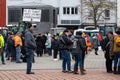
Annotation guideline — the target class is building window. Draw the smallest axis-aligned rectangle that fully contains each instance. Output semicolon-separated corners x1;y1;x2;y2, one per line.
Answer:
75;7;78;14
8;8;22;23
63;7;70;14
71;20;80;24
67;7;70;14
61;20;70;24
71;7;78;14
63;7;78;15
63;7;67;14
71;7;74;14
105;10;110;18
56;8;59;14
61;20;80;24
41;9;50;22
88;10;93;19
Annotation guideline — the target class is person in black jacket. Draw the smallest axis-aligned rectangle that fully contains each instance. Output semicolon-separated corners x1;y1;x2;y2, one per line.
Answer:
72;31;86;75
36;34;43;57
102;31;113;73
51;35;59;60
81;33;87;72
60;29;73;73
41;33;47;54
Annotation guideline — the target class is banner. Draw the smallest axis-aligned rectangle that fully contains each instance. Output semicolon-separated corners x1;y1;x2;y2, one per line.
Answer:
23;9;41;22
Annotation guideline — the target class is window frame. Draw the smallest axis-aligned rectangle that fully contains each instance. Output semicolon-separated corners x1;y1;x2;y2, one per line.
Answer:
105;9;110;19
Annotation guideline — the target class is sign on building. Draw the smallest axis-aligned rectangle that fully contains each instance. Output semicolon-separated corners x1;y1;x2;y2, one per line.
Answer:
23;9;41;22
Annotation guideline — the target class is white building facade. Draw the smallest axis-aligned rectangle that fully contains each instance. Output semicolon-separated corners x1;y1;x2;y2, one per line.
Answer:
117;0;120;27
7;0;117;29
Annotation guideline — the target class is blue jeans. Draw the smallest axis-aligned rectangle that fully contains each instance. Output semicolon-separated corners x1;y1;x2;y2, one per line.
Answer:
74;55;83;67
61;51;71;71
47;48;51;56
16;46;21;62
114;52;120;67
26;47;34;73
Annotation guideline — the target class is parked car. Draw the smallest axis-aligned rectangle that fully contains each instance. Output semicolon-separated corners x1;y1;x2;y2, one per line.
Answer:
74;26;99;36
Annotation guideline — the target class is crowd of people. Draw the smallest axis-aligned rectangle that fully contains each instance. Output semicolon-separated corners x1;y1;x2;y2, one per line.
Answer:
0;25;120;75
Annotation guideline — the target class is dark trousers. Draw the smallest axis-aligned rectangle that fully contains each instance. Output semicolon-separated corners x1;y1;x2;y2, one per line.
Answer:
95;48;98;53
36;50;43;57
42;46;46;54
82;52;85;68
1;48;5;63
61;51;71;71
10;46;16;60
59;51;62;59
53;49;58;59
26;47;34;73
74;55;83;67
105;52;113;72
105;58;113;72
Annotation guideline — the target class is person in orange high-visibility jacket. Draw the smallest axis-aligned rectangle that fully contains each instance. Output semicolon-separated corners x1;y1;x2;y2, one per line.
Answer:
14;33;22;47
86;33;92;51
13;32;22;63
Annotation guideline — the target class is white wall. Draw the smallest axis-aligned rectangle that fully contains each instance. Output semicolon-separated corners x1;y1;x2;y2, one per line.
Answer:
57;0;81;25
117;0;120;27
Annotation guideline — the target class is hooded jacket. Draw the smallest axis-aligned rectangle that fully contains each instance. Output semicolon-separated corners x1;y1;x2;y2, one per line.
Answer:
25;29;36;50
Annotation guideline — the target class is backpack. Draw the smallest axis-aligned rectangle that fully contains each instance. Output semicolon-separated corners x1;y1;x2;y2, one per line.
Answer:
115;36;120;47
72;38;83;55
72;38;79;49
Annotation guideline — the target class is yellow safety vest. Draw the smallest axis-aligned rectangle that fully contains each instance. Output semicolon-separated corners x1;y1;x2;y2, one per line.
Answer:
0;34;5;48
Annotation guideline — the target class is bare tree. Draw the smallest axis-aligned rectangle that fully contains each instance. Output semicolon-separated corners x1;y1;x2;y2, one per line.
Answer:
79;0;117;28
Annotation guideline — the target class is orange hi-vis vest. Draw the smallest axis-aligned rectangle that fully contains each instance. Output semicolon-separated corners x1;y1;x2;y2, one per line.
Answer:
14;35;22;47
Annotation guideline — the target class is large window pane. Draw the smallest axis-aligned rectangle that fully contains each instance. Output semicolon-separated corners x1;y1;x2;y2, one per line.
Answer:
75;7;78;14
71;7;74;14
63;7;66;14
8;9;22;23
67;7;70;14
41;9;50;22
105;10;110;18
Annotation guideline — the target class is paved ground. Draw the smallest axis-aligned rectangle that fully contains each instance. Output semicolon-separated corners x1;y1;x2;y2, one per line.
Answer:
0;69;119;80
0;50;119;80
0;50;105;70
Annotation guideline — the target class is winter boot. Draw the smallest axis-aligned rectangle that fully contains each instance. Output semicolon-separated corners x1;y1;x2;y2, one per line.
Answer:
118;66;120;74
73;66;79;74
80;67;86;75
95;52;98;55
113;67;118;74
